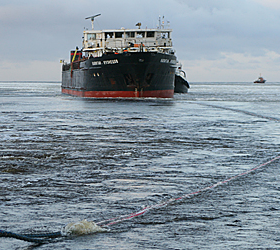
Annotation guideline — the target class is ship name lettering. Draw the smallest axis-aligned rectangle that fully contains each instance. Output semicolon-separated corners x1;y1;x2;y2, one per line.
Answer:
92;61;102;66
160;59;170;63
103;59;119;65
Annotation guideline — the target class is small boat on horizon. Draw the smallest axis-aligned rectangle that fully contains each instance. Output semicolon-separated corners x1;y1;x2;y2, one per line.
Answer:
254;74;266;83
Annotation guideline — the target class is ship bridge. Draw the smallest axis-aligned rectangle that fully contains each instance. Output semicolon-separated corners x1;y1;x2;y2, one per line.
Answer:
83;27;174;57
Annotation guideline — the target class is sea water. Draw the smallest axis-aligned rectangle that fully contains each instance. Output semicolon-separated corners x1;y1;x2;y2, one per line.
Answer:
0;81;280;249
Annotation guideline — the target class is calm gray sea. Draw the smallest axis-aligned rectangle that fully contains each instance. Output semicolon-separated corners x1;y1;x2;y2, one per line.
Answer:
1;81;280;249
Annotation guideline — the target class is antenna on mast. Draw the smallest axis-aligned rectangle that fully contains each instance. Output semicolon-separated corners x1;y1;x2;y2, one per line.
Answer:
85;14;101;30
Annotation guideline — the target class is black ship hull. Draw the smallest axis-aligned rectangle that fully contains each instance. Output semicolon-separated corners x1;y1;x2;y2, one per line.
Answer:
174;74;190;93
62;52;176;98
254;80;266;83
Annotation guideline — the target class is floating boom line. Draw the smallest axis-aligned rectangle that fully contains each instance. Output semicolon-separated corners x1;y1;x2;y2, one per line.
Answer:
1;155;279;244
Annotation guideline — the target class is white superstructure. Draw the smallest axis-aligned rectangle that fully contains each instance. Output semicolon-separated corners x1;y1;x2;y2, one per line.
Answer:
82;15;174;57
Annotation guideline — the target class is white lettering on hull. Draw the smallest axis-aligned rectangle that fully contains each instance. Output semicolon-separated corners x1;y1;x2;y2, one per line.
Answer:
92;59;119;66
103;59;119;65
92;61;102;66
160;59;176;64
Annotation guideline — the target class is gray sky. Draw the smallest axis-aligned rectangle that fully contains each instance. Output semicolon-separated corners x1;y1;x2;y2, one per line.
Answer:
0;0;279;82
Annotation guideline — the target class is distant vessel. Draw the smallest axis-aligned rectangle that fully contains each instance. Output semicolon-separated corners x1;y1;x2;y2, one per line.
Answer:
174;63;190;93
254;74;266;83
61;14;180;98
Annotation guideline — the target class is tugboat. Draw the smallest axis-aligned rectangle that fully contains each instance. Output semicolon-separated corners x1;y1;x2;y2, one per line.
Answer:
254;74;266;83
174;62;190;93
61;14;178;98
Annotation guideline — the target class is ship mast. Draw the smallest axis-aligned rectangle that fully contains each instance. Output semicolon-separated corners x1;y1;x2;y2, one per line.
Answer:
85;13;101;30
158;15;167;29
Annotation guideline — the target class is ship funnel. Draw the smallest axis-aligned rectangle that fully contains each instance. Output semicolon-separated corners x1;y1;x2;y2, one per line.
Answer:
85;14;101;30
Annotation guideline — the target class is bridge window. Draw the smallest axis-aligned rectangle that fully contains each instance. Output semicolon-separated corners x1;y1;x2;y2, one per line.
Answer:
87;33;96;40
105;32;114;38
115;32;124;38
136;31;145;38
126;32;135;38
147;31;155;38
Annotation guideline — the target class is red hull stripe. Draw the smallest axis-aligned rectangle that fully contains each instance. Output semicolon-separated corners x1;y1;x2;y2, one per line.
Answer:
62;88;174;98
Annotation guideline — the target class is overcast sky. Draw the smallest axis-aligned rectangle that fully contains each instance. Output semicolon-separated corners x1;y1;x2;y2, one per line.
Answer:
0;0;279;82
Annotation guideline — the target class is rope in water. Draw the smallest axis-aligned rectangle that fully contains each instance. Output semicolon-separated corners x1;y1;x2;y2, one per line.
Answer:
1;155;279;243
197;102;280;122
0;229;62;244
96;155;280;227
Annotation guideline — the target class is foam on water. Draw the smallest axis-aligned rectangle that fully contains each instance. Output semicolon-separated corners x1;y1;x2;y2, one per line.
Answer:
61;219;107;236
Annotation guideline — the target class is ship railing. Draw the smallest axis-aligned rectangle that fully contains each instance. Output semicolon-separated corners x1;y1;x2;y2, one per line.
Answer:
84;45;174;55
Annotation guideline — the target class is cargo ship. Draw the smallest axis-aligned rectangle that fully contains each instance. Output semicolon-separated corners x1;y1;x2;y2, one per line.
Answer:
61;14;178;98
